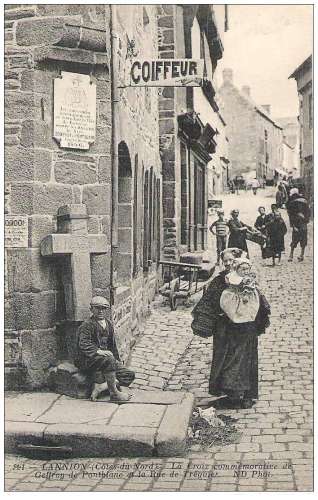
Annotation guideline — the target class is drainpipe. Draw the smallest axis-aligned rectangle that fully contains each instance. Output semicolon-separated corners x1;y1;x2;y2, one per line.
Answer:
110;4;119;305
187;142;192;252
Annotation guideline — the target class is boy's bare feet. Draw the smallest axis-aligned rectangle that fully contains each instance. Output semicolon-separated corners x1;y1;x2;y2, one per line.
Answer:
110;391;131;402
91;382;108;401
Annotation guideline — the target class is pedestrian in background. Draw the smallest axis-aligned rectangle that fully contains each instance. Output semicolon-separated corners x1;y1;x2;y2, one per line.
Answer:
286;187;310;227
254;206;267;235
265;204;287;266
251;177;260;195
209;209;229;266
228;179;235;194
228;209;251;258
276;183;287;208
287;188;310;262
288;213;309;262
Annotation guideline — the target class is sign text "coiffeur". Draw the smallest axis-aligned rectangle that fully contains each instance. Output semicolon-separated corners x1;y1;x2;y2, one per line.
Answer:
128;59;204;87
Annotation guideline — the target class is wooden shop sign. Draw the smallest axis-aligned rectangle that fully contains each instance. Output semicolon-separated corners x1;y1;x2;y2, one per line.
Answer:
127;59;204;87
5;216;28;248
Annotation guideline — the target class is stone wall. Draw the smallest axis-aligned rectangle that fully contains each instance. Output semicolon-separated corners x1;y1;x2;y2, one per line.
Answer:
219;81;258;177
156;5;192;261
112;5;162;361
157;5;178;261
4;4;112;388
219;75;283;180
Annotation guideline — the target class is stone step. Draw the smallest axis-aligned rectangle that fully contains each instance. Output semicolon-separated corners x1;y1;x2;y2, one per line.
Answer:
5;390;194;458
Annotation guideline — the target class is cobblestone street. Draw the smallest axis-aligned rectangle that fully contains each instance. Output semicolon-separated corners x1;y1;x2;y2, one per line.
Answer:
5;190;313;492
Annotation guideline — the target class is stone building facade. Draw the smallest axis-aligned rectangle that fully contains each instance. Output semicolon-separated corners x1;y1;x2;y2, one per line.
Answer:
4;4;161;389
289;55;313;204
219;69;283;182
276;116;300;177
4;4;227;391
207;104;229;198
158;4;226;259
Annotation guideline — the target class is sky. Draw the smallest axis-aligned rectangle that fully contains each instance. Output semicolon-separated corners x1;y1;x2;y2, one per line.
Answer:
215;4;313;119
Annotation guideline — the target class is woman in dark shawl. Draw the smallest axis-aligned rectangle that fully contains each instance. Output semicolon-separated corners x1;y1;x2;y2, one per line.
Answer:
265;204;287;266
195;249;271;409
227;209;252;257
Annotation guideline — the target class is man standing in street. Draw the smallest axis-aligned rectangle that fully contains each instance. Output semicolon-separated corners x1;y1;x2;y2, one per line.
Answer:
287;188;311;262
209;209;229;266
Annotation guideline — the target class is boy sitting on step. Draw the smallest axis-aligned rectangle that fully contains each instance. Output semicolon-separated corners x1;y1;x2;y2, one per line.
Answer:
75;296;135;402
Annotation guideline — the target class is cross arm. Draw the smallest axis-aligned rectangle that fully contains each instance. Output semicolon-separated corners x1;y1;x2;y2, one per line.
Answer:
41;234;75;257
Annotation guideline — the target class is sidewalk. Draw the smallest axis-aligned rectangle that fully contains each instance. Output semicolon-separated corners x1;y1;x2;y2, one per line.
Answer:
5;389;194;458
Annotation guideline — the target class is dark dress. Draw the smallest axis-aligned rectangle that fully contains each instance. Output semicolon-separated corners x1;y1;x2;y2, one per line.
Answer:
75;317;135;386
286;194;310;226
254;214;267;234
227;219;249;254
201;271;271;400
266;215;287;255
276;190;284;208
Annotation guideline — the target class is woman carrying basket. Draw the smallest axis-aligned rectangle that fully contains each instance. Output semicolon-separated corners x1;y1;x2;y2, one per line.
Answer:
191;249;271;409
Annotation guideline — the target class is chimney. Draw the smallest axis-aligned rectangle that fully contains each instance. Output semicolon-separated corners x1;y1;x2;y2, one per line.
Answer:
223;68;233;84
241;85;251;98
262;105;271;115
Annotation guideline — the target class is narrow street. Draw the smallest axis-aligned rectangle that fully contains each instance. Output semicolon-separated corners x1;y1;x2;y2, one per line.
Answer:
5;189;313;492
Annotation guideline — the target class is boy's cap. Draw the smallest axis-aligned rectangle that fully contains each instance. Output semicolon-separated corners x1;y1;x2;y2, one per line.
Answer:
90;296;110;307
217;209;224;215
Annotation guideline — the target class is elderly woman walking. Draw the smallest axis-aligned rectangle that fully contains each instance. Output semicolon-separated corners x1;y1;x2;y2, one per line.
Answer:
192;249;271;409
210;255;270;408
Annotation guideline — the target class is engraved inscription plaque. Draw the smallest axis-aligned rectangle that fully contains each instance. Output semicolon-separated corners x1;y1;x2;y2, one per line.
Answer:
5;216;28;248
53;72;96;150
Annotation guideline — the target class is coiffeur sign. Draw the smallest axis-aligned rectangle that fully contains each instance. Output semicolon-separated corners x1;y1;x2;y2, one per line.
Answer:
127;59;204;87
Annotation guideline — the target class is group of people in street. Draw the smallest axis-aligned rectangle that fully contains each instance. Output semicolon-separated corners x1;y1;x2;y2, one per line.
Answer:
227;176;266;195
73;186;310;411
197;185;311;410
209;208;251;264
209;187;310;267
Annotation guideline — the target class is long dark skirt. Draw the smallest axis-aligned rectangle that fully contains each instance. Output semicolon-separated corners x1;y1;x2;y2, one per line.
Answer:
228;233;249;254
209;323;259;399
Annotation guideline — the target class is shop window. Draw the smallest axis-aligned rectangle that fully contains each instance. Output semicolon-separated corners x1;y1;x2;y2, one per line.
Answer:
194;159;206;251
143;170;149;271
156;178;161;265
180;142;188;245
309;93;312;129
133;154;139;277
142;167;159;271
118;141;132;281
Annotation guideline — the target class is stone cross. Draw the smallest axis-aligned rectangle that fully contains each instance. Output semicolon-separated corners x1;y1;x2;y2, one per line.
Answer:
41;204;109;321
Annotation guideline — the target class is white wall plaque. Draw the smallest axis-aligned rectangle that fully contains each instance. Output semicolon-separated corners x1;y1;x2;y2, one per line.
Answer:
53;72;96;150
5;216;29;248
